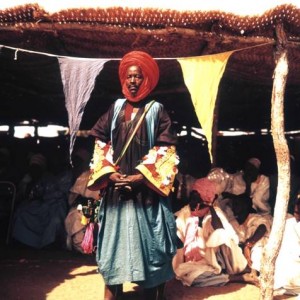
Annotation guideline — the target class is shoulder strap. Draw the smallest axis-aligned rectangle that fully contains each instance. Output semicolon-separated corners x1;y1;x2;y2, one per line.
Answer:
111;98;126;145
114;100;155;166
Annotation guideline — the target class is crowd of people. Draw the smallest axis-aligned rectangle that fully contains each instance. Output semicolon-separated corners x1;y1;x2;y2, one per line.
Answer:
0;145;93;249
173;159;300;297
0;50;300;300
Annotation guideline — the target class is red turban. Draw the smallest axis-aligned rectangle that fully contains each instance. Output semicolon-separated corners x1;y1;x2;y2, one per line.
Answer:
192;178;217;204
119;51;159;102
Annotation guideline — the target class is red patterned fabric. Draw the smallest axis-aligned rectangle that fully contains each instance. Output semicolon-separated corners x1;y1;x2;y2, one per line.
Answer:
192;178;217;204
119;51;159;102
136;145;178;197
81;222;95;254
87;140;117;191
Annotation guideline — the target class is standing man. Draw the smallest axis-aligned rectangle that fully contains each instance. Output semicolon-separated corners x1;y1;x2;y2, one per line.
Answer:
87;51;179;300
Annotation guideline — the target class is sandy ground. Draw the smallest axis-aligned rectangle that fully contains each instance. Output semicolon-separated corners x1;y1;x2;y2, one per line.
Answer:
0;244;298;300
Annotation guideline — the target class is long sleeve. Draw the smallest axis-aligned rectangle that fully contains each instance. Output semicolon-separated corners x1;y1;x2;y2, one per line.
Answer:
87;139;117;190
136;145;179;196
87;104;117;190
135;106;179;196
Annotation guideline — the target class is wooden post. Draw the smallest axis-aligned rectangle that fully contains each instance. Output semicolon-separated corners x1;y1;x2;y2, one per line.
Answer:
259;23;290;300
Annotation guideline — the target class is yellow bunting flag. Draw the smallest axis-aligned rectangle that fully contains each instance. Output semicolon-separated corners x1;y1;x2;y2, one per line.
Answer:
178;51;233;162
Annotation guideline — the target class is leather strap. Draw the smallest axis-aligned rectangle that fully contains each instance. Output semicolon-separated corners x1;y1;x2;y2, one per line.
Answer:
114;100;155;166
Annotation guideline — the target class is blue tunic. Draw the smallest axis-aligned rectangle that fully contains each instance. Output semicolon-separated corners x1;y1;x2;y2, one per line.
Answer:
90;99;178;288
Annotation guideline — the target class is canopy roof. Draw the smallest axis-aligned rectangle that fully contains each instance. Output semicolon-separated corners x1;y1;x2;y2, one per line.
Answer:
1;1;300;131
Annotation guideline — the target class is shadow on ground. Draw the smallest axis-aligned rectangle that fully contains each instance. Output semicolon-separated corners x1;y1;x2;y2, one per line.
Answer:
0;243;298;300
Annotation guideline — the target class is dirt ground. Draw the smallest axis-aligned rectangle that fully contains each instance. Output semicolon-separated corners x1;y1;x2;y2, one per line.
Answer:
0;243;298;300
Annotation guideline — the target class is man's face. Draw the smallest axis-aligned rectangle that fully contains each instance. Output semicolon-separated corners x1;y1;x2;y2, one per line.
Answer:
189;191;211;217
125;65;144;97
231;195;252;224
243;162;259;183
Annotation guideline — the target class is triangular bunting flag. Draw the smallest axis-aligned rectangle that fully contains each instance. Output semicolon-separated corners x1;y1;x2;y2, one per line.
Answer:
58;57;109;161
178;51;233;162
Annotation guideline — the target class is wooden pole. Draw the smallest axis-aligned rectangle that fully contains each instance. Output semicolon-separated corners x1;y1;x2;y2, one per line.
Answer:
259;23;290;300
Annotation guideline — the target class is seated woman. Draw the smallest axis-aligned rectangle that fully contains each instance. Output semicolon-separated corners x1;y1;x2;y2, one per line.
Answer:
12;153;68;249
173;177;258;288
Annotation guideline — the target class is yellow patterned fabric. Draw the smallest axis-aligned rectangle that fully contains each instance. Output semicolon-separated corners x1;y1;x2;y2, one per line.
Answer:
87;140;117;190
136;145;179;197
88;140;179;196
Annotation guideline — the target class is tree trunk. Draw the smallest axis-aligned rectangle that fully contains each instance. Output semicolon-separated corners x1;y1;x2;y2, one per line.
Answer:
259;38;290;299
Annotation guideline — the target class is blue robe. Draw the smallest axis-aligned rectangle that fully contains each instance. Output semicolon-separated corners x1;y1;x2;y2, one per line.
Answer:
89;99;178;288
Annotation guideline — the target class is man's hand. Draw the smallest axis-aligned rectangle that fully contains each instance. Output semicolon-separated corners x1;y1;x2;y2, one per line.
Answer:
243;242;253;267
209;206;224;230
109;172;144;189
124;174;144;186
109;172;126;184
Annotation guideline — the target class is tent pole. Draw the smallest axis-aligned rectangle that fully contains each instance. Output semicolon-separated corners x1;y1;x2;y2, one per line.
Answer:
259;23;290;300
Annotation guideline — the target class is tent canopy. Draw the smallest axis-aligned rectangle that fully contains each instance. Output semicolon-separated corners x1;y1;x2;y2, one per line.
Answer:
1;2;300;132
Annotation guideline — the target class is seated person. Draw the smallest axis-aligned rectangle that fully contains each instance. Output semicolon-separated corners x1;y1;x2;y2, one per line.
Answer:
230;193;300;295
229;157;271;215
65;169;100;253
273;215;300;295
229;193;272;272
173;177;258;288
210;159;271;227
12;153;67;249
